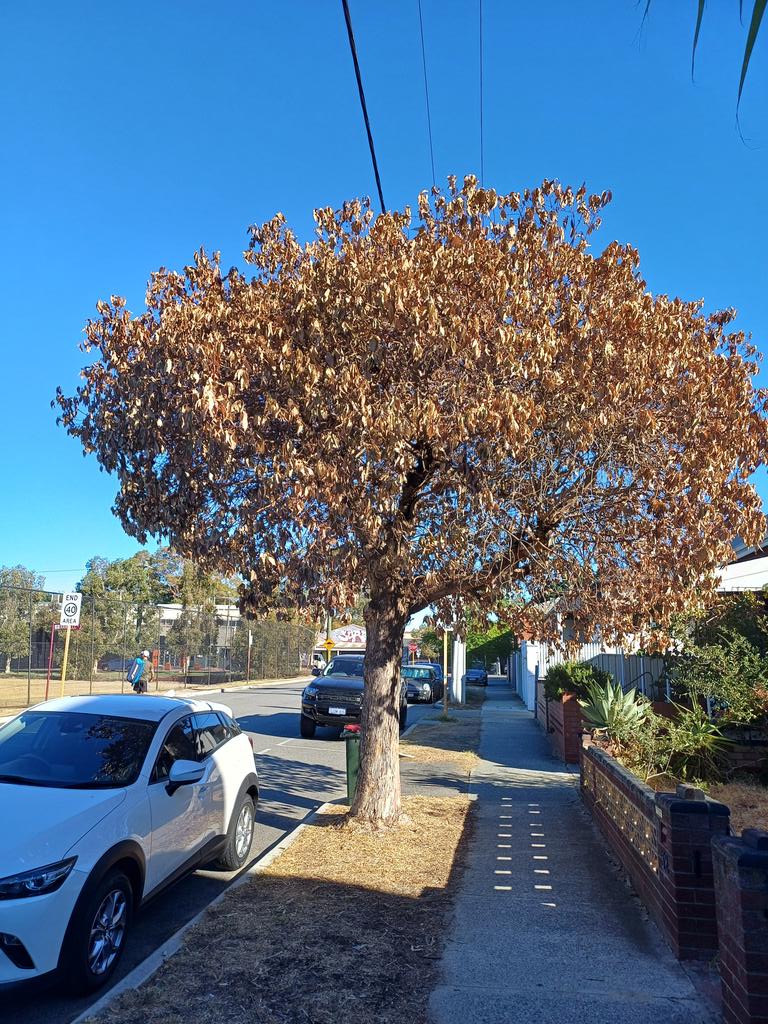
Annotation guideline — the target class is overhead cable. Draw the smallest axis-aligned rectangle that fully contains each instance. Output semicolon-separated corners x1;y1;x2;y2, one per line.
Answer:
417;0;436;185
341;0;386;213
479;0;485;185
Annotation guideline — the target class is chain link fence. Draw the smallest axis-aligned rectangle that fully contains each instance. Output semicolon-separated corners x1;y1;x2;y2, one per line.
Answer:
0;585;316;713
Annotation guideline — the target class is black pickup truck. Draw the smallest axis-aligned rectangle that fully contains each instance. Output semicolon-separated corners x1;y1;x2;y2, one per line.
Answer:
299;656;408;738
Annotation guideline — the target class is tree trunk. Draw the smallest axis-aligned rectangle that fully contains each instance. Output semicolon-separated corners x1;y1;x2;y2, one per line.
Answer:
351;593;409;825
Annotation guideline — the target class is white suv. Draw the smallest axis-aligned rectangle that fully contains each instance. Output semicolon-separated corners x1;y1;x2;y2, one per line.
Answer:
0;694;258;994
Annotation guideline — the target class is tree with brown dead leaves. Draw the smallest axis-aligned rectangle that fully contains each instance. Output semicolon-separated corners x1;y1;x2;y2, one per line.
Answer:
57;176;767;824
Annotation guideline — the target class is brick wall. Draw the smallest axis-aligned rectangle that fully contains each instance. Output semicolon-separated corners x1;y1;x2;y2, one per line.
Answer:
581;741;730;959
536;682;583;764
713;830;768;1024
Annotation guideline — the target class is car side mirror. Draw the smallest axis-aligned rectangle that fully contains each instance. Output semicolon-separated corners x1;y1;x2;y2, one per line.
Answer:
311;666;321;676
166;759;205;795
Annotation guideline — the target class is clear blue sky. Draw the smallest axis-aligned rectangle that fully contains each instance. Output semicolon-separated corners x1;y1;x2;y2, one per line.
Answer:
0;0;766;594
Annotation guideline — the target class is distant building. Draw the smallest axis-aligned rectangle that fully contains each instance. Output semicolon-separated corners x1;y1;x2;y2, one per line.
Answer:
312;623;414;662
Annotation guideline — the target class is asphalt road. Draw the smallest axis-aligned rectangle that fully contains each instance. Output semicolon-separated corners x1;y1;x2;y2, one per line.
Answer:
6;678;437;1024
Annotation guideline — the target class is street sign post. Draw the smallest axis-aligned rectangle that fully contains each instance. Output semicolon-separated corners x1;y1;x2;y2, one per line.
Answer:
59;593;82;695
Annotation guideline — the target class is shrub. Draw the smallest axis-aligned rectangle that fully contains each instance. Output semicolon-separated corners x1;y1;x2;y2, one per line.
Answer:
618;703;729;784
668;613;768;726
665;704;730;781
578;679;649;746
543;661;613;702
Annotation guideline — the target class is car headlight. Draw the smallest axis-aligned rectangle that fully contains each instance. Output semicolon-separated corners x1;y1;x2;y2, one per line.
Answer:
421;684;431;694
0;858;77;900
303;685;319;698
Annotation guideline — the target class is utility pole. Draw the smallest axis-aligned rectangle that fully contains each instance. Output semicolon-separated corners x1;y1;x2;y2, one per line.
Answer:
325;611;333;664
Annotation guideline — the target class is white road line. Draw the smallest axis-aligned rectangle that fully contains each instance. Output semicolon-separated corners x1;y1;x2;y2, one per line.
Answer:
256;747;271;754
277;738;293;746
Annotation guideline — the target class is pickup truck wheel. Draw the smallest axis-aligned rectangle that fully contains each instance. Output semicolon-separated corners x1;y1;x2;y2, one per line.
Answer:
300;713;317;738
399;704;408;732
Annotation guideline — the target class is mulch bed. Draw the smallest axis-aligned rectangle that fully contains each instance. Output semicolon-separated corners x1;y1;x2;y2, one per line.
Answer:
90;796;474;1024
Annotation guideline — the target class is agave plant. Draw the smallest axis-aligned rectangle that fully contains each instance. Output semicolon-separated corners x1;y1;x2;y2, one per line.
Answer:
666;704;730;781
578;680;649;744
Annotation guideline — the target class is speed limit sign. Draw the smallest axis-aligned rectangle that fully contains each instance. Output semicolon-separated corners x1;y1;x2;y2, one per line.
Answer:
59;592;82;627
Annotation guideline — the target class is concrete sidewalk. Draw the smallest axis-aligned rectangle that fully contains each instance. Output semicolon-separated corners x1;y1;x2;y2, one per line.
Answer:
430;688;717;1024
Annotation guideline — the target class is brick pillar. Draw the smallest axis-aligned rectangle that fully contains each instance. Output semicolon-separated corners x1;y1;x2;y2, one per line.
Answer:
655;785;730;959
561;693;583;764
713;829;768;1024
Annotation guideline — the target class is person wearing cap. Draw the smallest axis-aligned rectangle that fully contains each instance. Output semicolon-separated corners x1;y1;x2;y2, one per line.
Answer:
141;650;155;692
127;650;155;694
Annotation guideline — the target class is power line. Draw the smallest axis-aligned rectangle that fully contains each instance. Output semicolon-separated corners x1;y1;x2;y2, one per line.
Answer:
479;0;485;186
417;0;436;186
341;0;386;214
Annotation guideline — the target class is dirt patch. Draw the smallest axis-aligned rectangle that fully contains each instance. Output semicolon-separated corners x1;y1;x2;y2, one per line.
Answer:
710;780;768;835
88;796;473;1024
400;712;482;775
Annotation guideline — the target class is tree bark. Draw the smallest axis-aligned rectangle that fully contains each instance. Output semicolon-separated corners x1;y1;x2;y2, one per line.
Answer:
351;592;409;824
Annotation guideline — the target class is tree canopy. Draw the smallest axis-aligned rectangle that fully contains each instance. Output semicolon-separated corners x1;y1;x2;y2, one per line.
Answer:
58;176;767;821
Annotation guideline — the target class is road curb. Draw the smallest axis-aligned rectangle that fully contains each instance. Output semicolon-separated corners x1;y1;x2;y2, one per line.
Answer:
71;801;334;1024
193;675;312;696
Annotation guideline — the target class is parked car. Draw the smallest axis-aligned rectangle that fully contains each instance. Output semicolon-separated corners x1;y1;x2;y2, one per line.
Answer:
0;694;258;995
402;665;443;704
414;660;445;686
97;655;127;673
300;656;407;737
463;667;488;686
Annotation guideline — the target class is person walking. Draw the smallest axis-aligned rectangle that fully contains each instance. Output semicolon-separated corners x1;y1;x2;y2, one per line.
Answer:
142;650;156;691
127;650;154;694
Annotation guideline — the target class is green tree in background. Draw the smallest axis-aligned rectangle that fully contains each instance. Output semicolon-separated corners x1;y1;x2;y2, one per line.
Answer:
164;561;220;679
464;617;515;668
0;566;46;673
413;614;515;671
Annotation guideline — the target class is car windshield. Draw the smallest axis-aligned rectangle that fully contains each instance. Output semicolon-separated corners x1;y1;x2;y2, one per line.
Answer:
323;658;364;677
0;711;157;788
402;667;433;679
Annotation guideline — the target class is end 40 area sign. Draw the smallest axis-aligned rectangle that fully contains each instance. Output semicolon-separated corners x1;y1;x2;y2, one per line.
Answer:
59;592;82;628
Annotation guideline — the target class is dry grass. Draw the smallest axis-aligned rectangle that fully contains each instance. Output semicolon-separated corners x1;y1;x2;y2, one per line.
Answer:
0;676;196;715
0;674;309;716
709;781;768;835
89;796;473;1024
463;685;487;707
400;712;482;775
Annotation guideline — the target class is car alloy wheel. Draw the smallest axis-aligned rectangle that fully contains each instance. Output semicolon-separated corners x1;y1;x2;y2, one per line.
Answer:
87;887;128;976
235;800;255;862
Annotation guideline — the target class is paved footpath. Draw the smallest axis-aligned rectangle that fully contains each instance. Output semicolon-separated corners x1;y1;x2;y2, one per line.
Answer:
430;690;718;1024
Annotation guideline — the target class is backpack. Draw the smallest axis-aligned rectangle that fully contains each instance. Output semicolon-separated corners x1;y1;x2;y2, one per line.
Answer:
127;657;144;685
